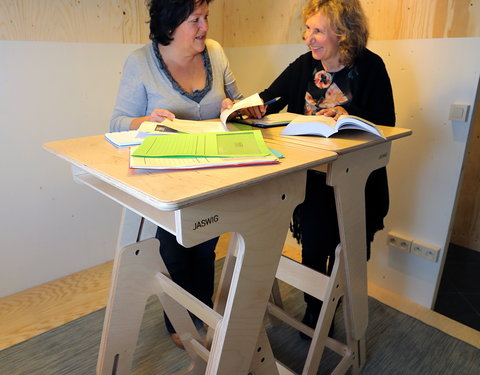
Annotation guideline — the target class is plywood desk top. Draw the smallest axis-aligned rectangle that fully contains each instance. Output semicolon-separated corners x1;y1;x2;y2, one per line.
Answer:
260;125;412;154
43;135;337;211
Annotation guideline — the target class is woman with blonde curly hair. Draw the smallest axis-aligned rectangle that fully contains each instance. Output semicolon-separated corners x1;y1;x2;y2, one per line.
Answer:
247;0;395;338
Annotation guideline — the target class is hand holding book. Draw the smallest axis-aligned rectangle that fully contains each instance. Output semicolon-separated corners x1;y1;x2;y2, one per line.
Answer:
317;105;349;121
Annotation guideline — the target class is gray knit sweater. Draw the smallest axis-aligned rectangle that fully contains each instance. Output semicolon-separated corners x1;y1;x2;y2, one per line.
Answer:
110;39;242;132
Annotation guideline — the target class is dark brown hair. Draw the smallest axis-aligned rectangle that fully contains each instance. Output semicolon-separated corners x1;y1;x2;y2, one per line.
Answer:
148;0;212;45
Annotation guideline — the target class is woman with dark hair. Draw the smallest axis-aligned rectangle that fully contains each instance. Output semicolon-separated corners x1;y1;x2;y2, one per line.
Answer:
247;0;395;337
110;0;242;348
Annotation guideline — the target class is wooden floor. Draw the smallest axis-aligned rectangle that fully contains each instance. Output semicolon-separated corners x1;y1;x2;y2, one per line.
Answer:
1;233;479;352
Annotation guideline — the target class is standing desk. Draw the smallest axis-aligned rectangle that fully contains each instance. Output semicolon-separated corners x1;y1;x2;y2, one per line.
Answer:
43;135;337;375
43;125;410;375
257;125;412;374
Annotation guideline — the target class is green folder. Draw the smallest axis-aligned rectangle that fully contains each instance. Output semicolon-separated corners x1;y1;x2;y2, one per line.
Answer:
131;130;272;158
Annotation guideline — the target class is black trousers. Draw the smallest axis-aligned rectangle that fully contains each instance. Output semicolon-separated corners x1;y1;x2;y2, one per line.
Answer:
155;226;218;334
296;169;386;317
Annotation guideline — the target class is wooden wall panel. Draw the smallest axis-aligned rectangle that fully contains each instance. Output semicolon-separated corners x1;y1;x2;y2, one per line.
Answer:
221;0;305;46
361;0;480;40
450;95;480;251
0;0;150;43
1;0;479;44
0;0;228;44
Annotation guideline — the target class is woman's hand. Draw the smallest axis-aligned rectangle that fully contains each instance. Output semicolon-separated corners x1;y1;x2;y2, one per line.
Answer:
149;109;175;122
222;98;265;120
317;106;348;121
221;98;234;112
243;104;266;119
130;109;175;130
222;98;243;120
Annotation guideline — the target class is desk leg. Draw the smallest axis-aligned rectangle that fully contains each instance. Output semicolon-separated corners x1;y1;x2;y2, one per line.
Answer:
95;239;159;374
97;237;208;375
326;142;391;370
98;170;307;375
207;234;281;374
175;171;307;375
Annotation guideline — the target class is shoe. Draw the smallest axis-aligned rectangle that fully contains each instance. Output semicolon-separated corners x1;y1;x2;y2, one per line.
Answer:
170;333;184;349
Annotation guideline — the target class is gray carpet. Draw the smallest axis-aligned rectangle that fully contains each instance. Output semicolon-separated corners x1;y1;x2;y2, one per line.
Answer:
1;263;479;375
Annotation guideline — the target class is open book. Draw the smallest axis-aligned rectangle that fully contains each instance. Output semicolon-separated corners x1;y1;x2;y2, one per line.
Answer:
280;114;385;139
220;93;264;126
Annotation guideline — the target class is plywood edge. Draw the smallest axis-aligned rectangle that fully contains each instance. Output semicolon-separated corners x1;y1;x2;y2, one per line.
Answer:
368;282;480;349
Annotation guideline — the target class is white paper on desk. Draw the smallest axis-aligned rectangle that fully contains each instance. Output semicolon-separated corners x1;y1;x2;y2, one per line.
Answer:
137;119;226;138
104;130;143;147
220;93;263;127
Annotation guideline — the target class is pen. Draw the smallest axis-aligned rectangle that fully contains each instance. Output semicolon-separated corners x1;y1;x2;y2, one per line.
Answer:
225;90;234;101
263;97;281;106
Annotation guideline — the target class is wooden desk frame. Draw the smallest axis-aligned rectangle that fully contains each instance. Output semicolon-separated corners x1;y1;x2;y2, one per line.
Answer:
268;141;392;374
43;127;410;375
95;170;309;374
96;142;391;375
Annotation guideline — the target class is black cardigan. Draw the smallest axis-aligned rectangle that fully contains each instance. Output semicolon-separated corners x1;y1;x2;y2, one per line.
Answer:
260;48;395;126
260;48;396;253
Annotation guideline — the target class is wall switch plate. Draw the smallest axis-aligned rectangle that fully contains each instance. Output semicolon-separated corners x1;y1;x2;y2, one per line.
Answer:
449;104;470;122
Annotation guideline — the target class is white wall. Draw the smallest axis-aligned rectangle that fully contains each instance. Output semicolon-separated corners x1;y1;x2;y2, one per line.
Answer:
225;38;480;308
0;41;141;297
1;38;479;309
368;38;479;307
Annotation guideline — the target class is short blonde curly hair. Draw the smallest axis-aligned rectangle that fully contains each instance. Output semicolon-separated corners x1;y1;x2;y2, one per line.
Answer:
303;0;369;67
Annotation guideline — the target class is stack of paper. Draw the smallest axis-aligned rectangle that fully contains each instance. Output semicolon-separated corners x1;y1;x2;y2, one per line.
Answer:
104;130;143;147
105;118;229;148
129;130;280;170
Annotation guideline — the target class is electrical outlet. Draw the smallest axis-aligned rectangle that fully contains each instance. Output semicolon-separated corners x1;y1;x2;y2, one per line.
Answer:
387;231;412;252
411;240;440;262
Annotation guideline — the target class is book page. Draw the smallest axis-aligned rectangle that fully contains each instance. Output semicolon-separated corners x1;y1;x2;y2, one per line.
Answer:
280;114;385;138
220;93;263;126
104;130;143;147
337;115;385;138
280;115;337;137
137;119;226;137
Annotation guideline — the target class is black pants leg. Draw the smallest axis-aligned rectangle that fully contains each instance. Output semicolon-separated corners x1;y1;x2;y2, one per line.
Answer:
155;226;218;334
298;169;382;327
299;171;339;324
